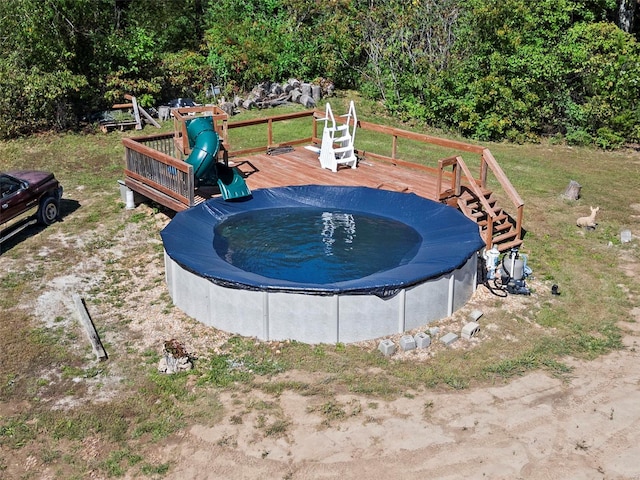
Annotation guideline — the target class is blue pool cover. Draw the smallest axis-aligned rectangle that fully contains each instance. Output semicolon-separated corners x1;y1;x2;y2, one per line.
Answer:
160;185;485;297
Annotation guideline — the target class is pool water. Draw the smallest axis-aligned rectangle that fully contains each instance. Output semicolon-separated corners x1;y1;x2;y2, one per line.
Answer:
213;207;422;284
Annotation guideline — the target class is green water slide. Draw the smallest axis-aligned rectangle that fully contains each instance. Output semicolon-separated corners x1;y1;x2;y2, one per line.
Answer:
185;116;251;200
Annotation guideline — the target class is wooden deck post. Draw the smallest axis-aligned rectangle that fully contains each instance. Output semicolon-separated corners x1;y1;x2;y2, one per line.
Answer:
267;118;274;147
480;151;489;189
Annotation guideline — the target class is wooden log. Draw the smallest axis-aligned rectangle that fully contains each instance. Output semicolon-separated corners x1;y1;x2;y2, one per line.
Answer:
219;102;235;116
311;85;322;101
242;98;256;110
290;89;302;103
73;294;108;361
256;94;291;109
298;94;315;108
561;180;582;200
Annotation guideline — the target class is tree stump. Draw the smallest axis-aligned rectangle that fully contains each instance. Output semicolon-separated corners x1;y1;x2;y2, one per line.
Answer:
561;180;582;200
219;102;235;116
311;85;322;101
290;89;302;103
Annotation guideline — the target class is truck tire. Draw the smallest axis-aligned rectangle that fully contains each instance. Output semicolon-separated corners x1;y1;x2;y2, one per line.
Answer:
38;196;59;226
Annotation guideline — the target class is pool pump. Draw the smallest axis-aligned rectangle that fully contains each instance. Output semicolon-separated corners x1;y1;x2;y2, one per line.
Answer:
499;248;531;295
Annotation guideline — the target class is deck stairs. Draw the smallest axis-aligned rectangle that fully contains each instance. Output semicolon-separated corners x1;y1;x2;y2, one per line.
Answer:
457;186;523;252
307;101;358;172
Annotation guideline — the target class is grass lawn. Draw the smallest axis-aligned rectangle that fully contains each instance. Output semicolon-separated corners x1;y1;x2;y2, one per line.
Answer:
0;94;638;478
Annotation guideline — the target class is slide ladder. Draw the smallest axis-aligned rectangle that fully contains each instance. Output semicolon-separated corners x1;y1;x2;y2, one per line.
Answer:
312;101;358;172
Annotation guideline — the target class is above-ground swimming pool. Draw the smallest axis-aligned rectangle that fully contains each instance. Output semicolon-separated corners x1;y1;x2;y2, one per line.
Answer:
161;185;485;344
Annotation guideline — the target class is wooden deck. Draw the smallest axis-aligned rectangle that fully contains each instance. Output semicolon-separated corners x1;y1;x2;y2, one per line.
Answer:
123;106;524;251
217;147;441;201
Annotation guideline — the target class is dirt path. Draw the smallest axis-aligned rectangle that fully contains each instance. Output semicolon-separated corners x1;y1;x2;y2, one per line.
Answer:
134;309;637;480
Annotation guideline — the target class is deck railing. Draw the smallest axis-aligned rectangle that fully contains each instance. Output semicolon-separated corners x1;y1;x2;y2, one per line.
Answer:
225;110;315;156
479;149;524;244
123;132;194;211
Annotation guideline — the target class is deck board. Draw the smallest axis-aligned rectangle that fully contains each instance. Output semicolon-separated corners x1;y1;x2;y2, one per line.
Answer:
227;147;441;201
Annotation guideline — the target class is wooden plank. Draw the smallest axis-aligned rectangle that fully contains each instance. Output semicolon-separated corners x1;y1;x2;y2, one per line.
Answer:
100;121;139;133
112;103;134;109
482;149;524;207
130;95;142;130
139;105;161;128
0;217;38;244
73;294;108;361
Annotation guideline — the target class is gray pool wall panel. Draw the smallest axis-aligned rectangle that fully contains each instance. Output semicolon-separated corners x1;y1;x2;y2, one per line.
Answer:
165;251;478;344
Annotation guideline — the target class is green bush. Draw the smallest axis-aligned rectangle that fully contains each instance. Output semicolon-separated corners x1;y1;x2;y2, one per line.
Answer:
595;127;625;149
367;1;640;147
565;128;594;146
0;67;89;138
559;22;640;146
160;51;213;102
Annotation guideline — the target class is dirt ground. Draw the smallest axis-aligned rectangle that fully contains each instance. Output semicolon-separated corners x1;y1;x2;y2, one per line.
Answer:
6;198;640;480
145;321;640;479
157;345;640;480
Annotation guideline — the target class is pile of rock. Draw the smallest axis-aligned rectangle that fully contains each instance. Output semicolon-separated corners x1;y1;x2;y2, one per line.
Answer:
218;78;335;116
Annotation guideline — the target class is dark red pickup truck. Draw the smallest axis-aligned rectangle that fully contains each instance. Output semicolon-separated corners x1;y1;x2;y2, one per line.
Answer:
0;170;63;243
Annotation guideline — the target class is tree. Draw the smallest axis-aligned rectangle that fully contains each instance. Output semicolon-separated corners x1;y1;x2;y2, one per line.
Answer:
202;0;364;91
0;0;108;136
358;0;461;116
617;0;637;33
560;21;640;147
